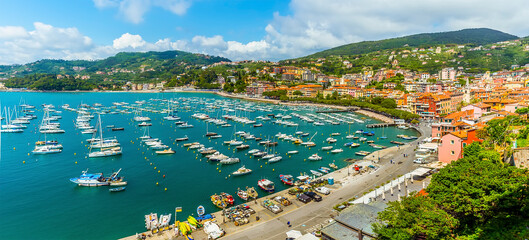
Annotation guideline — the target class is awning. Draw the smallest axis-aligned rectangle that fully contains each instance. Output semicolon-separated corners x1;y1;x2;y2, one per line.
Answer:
411;167;432;177
297;176;309;181
286;230;303;239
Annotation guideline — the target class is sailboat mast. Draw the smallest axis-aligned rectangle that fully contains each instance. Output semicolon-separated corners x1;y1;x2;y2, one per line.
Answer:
99;114;103;141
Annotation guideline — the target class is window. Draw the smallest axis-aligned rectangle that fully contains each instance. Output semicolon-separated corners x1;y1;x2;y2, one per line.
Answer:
437;133;440;137
451;151;455;155
450;140;454;144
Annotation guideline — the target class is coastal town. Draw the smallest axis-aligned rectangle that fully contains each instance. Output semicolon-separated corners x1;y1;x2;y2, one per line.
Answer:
1;29;529;239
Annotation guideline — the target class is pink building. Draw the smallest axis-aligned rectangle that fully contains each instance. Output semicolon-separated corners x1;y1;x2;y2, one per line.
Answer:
438;133;463;163
504;102;526;113
461;103;491;119
438;129;482;164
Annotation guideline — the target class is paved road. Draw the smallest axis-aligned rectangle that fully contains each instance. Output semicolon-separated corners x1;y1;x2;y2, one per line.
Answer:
224;122;431;240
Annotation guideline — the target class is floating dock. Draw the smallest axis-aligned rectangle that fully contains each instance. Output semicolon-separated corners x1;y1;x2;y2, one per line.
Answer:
366;123;396;128
316;107;359;113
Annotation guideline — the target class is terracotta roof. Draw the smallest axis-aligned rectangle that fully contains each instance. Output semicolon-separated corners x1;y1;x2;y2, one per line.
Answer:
453;121;470;127
483;98;501;103
494;110;518;116
451;130;468;139
444;109;474;120
472;102;491;108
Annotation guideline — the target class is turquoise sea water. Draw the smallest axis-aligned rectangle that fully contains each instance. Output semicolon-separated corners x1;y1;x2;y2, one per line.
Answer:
0;92;418;240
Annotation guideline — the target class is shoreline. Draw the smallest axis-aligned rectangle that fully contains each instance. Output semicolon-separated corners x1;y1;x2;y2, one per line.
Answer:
354;109;395;124
120;127;426;240
1;88;406;125
119;159;382;240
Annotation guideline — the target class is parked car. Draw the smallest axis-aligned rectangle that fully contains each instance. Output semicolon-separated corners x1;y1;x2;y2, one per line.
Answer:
296;193;312;203
413;158;426;164
315;186;330;195
304;191;322;202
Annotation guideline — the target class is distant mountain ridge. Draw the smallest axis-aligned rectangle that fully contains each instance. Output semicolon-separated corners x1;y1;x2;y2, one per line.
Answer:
303;28;519;59
0;50;231;77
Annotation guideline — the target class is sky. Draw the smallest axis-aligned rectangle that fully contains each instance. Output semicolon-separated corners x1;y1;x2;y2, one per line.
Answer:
1;0;529;65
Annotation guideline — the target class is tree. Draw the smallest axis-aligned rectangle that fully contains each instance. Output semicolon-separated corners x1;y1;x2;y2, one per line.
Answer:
380;98;397;109
374;195;458;240
376;141;529;239
427;150;529;236
516;107;529;115
223;82;234;92
332;91;339;100
293;90;303;96
371;96;384;105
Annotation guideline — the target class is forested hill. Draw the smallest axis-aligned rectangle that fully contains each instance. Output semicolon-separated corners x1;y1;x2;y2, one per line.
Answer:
0;50;231;77
303;28;519;59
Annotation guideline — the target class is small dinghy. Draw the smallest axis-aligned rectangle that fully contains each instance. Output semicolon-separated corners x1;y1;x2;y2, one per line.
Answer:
109;187;126;192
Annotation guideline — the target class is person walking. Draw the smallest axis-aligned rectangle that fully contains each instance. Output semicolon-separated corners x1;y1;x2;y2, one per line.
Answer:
287;221;291;227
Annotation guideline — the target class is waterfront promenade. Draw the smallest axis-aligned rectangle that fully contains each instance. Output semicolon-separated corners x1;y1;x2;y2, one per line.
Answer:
121;122;430;240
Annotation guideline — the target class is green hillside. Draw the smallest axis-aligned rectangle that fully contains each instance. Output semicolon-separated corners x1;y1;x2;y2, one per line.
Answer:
0;50;230;77
304;28;518;58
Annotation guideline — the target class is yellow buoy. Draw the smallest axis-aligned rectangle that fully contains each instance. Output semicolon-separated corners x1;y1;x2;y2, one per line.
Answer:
158;170;160;173
219;170;221;173
75;161;77;164
165;188;167;191
28;153;30;156
260;165;263;168
74;153;76;155
150;163;153;165
23;161;25;164
272;169;275;171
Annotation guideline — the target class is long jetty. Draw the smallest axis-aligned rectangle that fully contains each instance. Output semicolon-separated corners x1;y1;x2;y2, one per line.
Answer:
366;123;396;128
316;107;359;113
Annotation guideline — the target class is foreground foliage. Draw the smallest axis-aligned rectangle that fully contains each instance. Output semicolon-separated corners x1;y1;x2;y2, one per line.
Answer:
373;142;529;239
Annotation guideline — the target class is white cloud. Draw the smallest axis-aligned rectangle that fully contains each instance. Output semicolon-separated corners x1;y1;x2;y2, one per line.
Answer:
4;0;529;64
154;0;191;15
93;0;191;24
192;35;226;48
118;0;150;24
0;22;95;64
93;0;118;8
260;0;529;59
113;33;146;49
0;26;29;40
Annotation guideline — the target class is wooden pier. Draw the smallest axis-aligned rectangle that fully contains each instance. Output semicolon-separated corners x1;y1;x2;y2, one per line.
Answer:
366;123;395;128
316;107;359;113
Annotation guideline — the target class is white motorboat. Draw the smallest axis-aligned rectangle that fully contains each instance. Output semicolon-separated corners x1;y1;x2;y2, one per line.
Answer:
220;157;240;165
89;147;122;158
32;146;62;154
308;154;322;161
331;148;343;153
232;166;252;176
268;156;282;163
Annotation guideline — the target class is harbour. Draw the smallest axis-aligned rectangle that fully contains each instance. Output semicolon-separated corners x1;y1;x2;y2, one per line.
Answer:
0;91;419;240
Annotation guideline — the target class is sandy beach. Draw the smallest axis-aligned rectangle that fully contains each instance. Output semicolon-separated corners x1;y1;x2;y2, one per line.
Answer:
355;109;395;124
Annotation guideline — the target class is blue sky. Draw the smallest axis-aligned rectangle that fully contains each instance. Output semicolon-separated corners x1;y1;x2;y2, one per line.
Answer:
0;0;528;65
